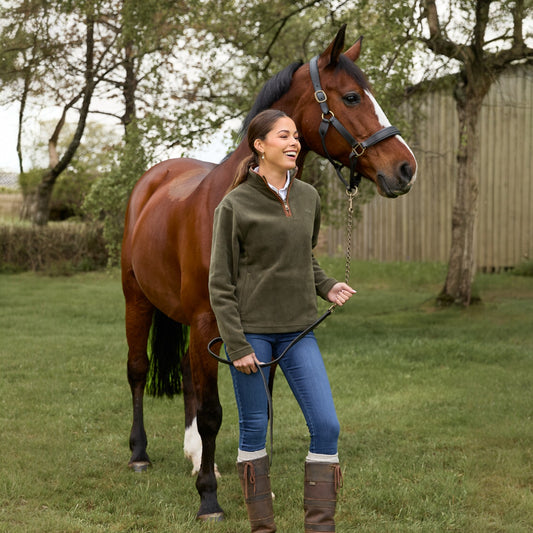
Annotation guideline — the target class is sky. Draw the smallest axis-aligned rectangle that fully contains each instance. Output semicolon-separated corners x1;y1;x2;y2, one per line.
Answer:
1;4;530;175
0;104;23;173
0;103;231;174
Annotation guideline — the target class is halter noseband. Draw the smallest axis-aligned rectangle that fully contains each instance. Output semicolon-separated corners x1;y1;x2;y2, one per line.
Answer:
309;55;400;193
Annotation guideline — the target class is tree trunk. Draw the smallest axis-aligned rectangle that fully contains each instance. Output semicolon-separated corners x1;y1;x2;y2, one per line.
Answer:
17;66;31;174
122;41;137;130
32;18;95;226
33;169;58;225
438;85;484;306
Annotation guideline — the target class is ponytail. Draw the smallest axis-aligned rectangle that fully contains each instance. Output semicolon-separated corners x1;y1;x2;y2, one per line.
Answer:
228;153;258;192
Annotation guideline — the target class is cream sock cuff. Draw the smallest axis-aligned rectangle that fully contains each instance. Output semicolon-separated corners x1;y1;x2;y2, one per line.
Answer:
306;452;339;463
237;448;268;463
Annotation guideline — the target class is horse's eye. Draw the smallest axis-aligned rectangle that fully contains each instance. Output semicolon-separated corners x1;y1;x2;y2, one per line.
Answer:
342;92;361;107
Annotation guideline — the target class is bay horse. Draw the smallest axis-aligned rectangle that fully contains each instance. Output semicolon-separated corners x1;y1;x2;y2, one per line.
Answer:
121;25;417;521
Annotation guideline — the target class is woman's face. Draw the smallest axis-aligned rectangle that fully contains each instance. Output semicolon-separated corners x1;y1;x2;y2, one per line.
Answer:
254;117;301;172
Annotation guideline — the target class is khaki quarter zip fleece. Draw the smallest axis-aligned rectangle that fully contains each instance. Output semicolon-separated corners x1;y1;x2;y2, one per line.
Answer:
209;169;337;361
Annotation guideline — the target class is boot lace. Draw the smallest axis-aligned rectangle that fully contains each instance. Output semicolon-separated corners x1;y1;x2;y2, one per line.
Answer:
243;461;256;499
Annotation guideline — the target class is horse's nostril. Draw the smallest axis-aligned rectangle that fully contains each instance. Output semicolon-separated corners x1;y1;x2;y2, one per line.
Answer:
398;162;413;186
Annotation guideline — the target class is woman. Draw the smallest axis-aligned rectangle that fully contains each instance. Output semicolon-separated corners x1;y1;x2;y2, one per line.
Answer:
209;109;355;532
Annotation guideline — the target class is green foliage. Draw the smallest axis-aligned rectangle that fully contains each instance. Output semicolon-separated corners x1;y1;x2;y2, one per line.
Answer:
512;260;533;277
83;121;151;265
18;120;116;221
192;0;419;127
18;167;42;197
1;262;532;531
21;169;94;221
2;0;424;246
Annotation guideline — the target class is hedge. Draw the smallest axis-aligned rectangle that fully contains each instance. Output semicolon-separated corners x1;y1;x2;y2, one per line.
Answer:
0;222;109;274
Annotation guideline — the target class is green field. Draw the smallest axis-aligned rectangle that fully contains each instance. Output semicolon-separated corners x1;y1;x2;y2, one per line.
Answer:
1;261;532;532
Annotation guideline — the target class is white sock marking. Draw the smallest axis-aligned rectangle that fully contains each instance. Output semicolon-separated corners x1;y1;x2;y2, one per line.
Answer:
183;417;221;478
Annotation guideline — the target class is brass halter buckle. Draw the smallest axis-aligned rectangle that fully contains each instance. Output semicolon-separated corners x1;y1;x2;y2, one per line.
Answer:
314;90;327;103
352;143;366;158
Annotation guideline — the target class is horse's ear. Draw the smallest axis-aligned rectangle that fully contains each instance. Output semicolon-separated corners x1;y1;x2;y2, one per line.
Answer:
344;36;363;62
319;24;347;67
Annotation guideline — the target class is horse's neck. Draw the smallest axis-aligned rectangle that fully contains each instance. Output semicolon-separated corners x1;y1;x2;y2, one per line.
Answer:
216;142;249;178
200;142;250;209
295;149;309;180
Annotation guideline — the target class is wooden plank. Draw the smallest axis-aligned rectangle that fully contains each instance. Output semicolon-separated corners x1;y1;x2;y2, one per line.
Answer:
325;67;532;270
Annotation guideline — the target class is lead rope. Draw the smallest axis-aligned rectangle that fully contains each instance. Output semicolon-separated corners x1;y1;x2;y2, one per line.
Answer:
343;188;357;285
208;187;357;465
327;186;357;316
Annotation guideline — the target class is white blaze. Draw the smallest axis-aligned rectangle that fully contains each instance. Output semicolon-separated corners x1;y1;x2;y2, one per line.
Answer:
364;89;418;183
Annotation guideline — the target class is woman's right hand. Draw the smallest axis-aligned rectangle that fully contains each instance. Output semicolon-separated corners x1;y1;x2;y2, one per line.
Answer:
233;353;259;374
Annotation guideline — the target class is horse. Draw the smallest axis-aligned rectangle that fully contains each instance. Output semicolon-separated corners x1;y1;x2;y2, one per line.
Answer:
121;24;417;521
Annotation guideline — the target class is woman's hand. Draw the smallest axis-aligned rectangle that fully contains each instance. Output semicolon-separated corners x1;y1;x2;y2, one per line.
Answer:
327;282;356;306
233;353;260;374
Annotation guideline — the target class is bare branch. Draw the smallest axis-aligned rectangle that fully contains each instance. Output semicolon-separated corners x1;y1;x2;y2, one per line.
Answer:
53;17;97;177
513;0;525;45
421;0;470;63
492;42;533;69
89;109;123;121
473;0;491;55
48;92;83;167
238;0;323;71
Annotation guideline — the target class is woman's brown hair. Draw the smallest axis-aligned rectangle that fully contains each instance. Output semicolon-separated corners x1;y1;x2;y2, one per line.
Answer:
229;109;289;191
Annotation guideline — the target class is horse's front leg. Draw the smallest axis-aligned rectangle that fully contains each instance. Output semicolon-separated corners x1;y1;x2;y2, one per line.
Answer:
189;312;224;521
125;292;154;471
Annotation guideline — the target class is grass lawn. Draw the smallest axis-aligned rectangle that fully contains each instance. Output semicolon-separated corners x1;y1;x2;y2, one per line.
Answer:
0;261;532;532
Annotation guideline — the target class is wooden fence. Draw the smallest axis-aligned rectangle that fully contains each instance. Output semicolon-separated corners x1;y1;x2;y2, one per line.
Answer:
323;65;533;270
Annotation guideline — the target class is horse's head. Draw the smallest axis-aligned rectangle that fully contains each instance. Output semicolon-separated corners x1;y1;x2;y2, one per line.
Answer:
288;26;417;198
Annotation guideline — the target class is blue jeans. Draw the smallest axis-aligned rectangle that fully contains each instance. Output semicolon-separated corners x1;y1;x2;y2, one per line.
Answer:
228;331;340;455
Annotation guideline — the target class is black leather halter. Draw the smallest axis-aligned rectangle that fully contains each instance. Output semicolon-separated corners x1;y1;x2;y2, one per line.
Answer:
309;55;401;192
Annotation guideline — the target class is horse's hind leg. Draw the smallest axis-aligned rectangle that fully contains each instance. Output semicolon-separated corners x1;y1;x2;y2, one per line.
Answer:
182;354;223;481
182;349;201;475
189;312;224;520
182;349;222;479
124;278;154;471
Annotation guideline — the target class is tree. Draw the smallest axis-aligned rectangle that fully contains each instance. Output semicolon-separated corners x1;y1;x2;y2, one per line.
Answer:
0;1;69;174
32;15;97;226
417;0;533;306
82;0;422;263
0;2;108;225
0;0;191;226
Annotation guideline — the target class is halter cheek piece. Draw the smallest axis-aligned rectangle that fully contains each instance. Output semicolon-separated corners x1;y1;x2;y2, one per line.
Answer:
309;55;400;193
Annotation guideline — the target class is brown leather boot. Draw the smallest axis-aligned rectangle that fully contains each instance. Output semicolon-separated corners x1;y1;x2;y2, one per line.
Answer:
237;455;276;532
304;462;343;532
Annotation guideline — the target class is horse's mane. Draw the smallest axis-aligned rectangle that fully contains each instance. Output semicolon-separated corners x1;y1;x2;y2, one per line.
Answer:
235;53;370;143
238;60;304;140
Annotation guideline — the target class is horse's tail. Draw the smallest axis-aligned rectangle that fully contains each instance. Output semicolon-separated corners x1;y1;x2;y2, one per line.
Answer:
146;308;188;398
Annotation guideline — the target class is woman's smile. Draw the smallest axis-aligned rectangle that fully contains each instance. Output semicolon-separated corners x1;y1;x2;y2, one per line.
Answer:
254;116;301;176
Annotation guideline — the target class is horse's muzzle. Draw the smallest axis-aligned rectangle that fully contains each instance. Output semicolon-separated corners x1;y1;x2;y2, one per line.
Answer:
377;161;415;198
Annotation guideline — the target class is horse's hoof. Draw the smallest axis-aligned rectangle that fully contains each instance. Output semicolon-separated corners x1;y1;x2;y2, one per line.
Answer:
196;512;224;522
129;461;151;473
